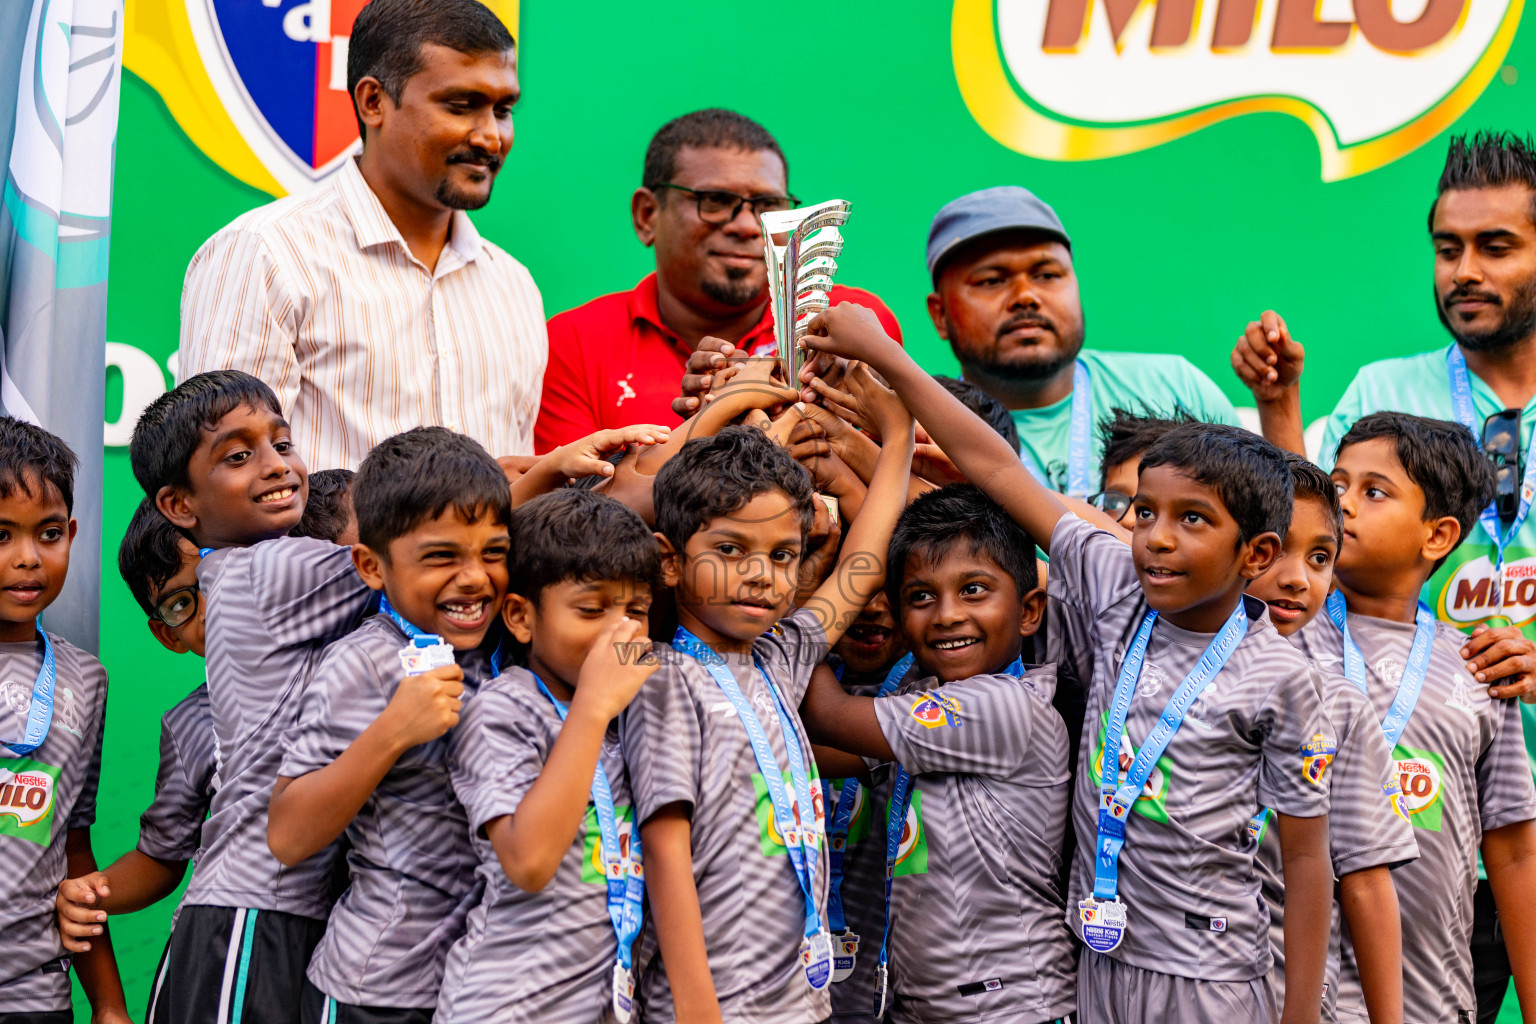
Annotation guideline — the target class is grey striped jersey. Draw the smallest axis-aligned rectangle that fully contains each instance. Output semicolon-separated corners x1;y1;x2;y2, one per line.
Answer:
186;537;374;919
0;635;108;1013
1293;611;1536;1024
437;665;632;1024
867;662;1077;1024
620;606;832;1024
1047;515;1330;982
1253;665;1417;1014
279;613;485;1008
825;664;894;1024
137;682;218;864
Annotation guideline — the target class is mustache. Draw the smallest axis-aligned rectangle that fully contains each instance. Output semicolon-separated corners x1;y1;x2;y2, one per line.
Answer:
1443;284;1502;307
447;148;504;172
996;313;1055;341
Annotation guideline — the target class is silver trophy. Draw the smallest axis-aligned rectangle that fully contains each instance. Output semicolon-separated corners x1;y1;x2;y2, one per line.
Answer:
761;199;851;384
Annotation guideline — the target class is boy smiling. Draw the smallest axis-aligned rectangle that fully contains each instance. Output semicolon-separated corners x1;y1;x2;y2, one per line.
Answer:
267;427;513;1022
800;319;1331;1024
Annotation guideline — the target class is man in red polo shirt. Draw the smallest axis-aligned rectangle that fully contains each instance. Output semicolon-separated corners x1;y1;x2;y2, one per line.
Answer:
534;108;901;452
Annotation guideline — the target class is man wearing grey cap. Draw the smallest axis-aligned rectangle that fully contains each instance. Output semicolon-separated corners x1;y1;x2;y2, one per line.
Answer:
926;186;1238;499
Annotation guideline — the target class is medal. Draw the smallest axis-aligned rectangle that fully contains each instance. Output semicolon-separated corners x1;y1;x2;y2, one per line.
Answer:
1079;896;1128;953
802;929;834;990
611;961;635;1023
831;929;859;983
397;634;454;675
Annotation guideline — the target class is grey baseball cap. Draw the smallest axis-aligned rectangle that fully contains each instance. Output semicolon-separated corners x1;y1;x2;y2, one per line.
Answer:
926;186;1071;281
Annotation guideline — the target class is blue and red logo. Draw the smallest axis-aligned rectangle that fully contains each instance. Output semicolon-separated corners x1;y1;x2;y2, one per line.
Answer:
123;0;518;196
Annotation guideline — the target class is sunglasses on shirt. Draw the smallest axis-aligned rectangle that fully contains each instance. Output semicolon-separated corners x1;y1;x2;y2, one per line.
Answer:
1482;408;1523;524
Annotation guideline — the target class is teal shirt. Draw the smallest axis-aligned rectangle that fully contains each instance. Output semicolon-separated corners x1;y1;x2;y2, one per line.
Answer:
1008;349;1240;493
1321;343;1536;830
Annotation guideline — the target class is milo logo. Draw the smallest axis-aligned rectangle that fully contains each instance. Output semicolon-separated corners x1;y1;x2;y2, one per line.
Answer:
753;768;827;858
953;0;1522;180
889;790;929;877
1437;553;1536;630
0;759;60;845
1392;745;1447;832
1093;711;1173;824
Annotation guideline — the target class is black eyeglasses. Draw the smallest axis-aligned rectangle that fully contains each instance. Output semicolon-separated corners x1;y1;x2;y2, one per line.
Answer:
650;184;801;225
153;582;200;629
1087;489;1133;519
1482;408;1523;523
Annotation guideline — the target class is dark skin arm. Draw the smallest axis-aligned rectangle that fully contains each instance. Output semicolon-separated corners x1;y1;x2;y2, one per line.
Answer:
1276;813;1330;1024
799;318;1070;551
1462;625;1536;700
641;803;722;1024
1484;819;1536;1022
801;663;895;762
1338;866;1403;1024
1230;311;1308;456
811;742;873;782
65;828;132;1024
57;850;188;952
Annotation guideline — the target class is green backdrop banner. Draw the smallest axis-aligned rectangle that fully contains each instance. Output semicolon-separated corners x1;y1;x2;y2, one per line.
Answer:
88;0;1536;1015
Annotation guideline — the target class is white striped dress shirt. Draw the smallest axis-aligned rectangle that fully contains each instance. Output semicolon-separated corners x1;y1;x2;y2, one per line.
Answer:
178;158;547;471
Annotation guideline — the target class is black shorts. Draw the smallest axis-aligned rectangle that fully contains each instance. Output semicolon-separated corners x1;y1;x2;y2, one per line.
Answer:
147;904;327;1024
0;1013;72;1024
298;980;433;1024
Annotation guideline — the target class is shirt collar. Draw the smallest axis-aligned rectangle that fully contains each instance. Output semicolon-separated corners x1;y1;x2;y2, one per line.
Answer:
627;272;778;354
335;157;482;267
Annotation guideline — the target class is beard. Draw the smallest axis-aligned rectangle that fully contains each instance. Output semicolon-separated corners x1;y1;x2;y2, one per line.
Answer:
435;149;504;211
1436;274;1536;352
701;265;764;308
948;310;1087;383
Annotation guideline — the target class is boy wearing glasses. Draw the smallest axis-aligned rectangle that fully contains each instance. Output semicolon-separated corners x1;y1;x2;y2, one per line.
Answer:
56;501;219;1010
1088;408;1197;528
534;107;903;451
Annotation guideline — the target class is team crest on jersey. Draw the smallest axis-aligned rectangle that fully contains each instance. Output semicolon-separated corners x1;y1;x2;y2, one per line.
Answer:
1383;774;1409;823
1391;745;1447;832
753;768;827;857
0;679;30;720
910;691;963;728
0;758;61;845
1093;712;1172;823
580;804;638;885
1301;733;1336;786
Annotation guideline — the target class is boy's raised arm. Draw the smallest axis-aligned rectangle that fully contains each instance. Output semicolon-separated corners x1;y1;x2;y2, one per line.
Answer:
796;343;913;650
801;305;1070;550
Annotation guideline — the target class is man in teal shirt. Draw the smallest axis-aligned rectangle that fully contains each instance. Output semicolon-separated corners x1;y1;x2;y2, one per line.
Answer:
924;186;1238;498
1233;131;1536;1024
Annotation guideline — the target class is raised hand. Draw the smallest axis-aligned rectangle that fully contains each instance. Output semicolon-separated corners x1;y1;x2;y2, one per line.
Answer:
801;302;903;368
381;664;466;750
572;617;659;722
675;337;748;418
544;424;672;481
1231;310;1305;403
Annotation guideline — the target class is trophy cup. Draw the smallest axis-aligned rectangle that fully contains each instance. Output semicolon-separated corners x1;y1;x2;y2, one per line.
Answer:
761;199;851;385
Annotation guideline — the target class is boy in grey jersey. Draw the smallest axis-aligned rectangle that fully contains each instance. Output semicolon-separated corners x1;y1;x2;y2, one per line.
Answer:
823;591;908;1024
58;503;220;1019
1299;412;1536;1024
266;428;514;1022
1245;454;1417;1023
801;485;1077;1024
130;369;373;1024
793;323;1333;1024
437;490;660;1023
626;337;914;1024
0;418;127;1024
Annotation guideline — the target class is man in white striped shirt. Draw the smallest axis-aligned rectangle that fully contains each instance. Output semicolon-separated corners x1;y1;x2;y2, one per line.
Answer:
178;0;546;474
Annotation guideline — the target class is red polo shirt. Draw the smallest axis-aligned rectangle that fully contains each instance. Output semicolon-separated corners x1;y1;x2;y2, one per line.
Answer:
534;273;903;453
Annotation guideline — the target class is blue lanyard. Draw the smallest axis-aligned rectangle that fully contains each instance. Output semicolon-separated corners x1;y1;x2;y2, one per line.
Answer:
1325;591;1437;748
875;655;1026;996
531;676;645;976
1094;602;1247;902
1018;359;1093;499
671;628;826;947
825;653;913;934
1;631;57;756
379;594;433;643
1447;346;1536;580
